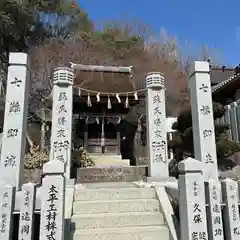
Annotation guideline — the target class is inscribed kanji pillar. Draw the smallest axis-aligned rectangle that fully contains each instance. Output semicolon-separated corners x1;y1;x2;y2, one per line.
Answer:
50;67;73;178
0;53;30;189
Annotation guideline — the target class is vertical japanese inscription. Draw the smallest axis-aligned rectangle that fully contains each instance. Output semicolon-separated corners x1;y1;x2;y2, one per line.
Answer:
207;181;224;240
0;71;26;191
229;184;240;236
222;180;240;239
151;92;166;164
0;53;30;190
2;75;23;171
19;183;35;240
44;185;59;240
53;91;69;163
0;186;14;239
190;181;208;240
197;80;216;168
0;192;9;234
50;69;73;179
3;80;22;170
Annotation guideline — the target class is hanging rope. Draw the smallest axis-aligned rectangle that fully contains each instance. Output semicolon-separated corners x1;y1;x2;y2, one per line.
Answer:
73;86;146;96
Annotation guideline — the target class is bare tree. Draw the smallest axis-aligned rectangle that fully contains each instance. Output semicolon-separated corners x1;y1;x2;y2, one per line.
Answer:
29;21;224;118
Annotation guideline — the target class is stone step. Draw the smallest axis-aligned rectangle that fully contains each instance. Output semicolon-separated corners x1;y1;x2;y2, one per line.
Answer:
90;154;130;167
89;154;122;158
73;199;160;214
74;187;156;201
77;166;147;183
71;212;164;229
71;226;169;240
75;181;140;189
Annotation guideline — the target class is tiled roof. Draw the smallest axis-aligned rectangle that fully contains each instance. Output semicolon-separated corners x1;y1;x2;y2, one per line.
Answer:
210;68;234;84
211;73;240;93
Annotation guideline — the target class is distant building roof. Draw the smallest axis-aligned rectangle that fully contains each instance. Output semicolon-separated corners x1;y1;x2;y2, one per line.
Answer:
212;73;240;93
211;66;240;94
210;68;235;85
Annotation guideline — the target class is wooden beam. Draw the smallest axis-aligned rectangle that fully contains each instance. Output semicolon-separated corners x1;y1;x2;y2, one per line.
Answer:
70;62;132;74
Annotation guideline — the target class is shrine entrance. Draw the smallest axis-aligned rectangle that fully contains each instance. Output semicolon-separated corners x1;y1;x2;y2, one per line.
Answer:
87;116;119;154
74;114;121;154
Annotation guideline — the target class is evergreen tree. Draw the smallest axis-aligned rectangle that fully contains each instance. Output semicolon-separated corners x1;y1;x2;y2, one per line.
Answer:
168;102;240;177
0;0;93;70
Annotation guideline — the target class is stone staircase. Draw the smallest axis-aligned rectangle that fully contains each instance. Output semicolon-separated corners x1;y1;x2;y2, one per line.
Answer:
76;153;147;183
70;182;170;240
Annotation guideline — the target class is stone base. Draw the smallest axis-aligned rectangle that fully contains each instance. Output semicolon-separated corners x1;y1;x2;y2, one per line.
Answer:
77;166;148;183
145;176;176;183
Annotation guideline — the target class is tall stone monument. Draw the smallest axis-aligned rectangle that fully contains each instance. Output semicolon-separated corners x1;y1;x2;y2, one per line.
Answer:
50;67;73;178
145;72;168;178
188;61;218;180
0;52;30;189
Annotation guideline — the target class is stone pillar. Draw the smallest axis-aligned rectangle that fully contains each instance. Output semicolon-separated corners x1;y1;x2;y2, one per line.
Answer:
40;160;66;240
205;180;224;240
145;72;168;178
0;185;15;239
178;158;208;240
224;105;232;140
0;52;30;189
222;178;240;239
18;182;36;240
188;61;218;180
230;102;239;142
50;67;73;179
236;102;240;141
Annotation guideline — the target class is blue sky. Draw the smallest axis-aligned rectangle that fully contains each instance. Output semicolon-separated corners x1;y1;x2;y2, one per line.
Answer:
79;0;240;66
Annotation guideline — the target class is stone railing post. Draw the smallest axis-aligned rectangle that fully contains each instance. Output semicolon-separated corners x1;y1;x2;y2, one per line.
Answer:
40;160;66;240
0;52;30;189
188;61;218;180
178;157;208;240
205;179;224;240
18;182;36;240
145;72;168;179
0;184;15;239
50;67;74;179
222;178;240;239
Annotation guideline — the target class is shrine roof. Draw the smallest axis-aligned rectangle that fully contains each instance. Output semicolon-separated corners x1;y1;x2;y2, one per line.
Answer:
71;61;187;97
74;70;143;94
